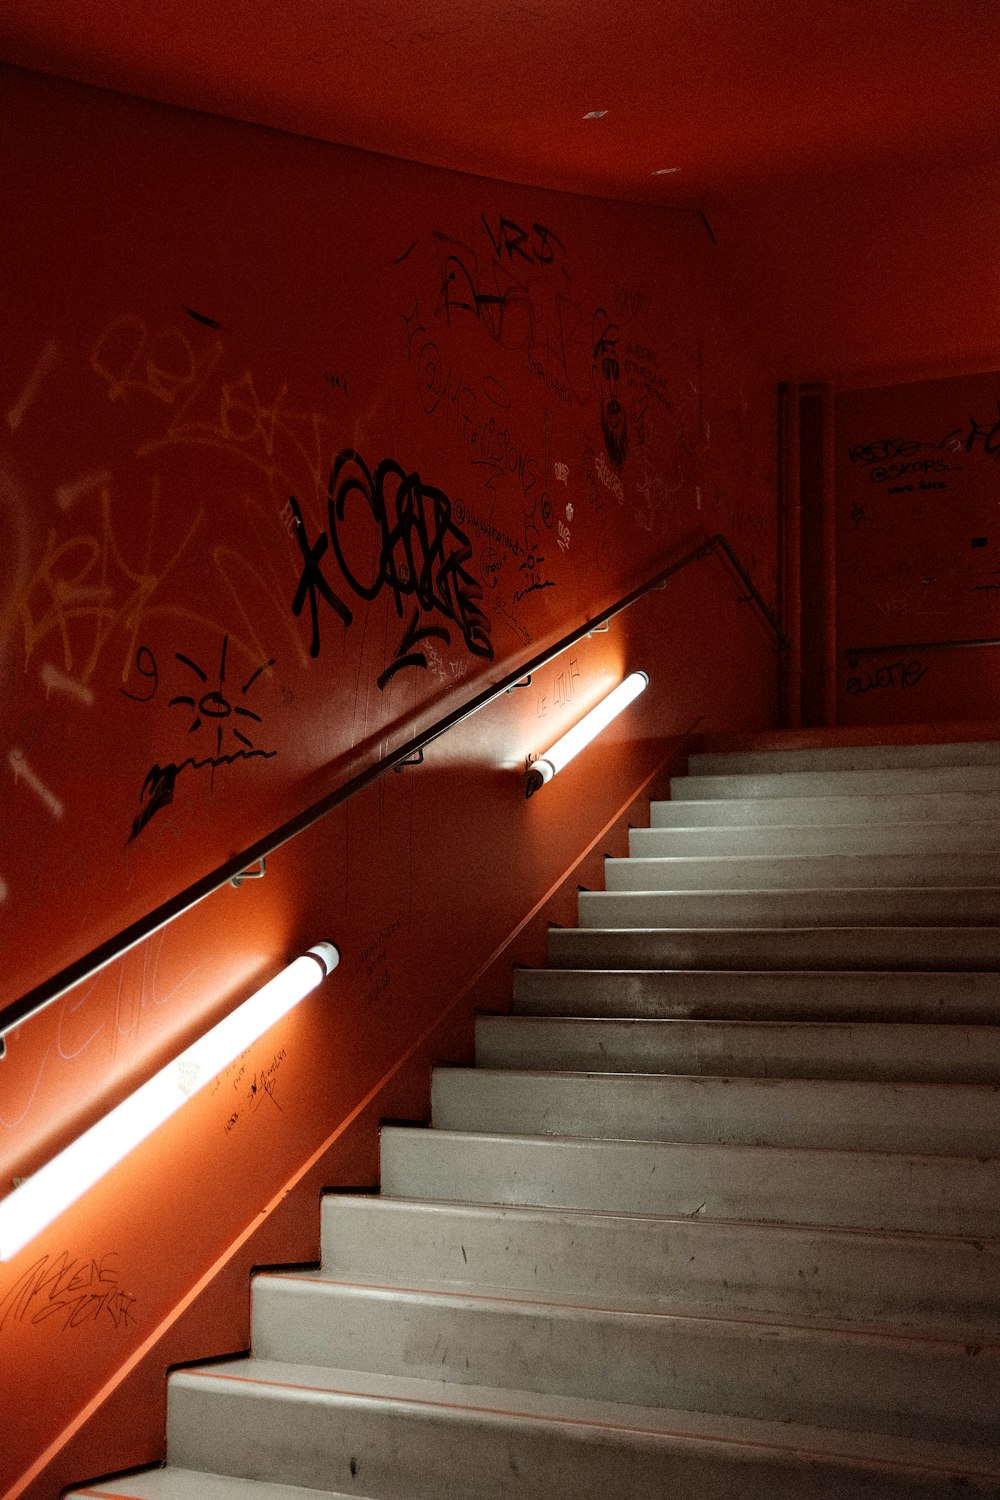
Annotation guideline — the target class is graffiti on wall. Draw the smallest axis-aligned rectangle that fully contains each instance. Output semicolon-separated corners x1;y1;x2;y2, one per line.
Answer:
287;449;493;681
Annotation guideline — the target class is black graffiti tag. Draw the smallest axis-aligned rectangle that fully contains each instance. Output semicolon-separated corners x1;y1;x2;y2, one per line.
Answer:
289;493;353;653
0;1251;137;1335
290;449;493;674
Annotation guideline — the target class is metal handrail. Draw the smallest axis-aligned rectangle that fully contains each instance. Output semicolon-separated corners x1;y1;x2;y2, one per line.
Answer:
846;635;1000;662
1;531;782;1053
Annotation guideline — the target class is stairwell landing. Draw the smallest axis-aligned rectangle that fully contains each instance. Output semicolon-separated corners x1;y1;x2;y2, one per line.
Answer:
71;737;1000;1498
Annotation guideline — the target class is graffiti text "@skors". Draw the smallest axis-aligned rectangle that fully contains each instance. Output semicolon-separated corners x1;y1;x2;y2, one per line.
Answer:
290;450;493;675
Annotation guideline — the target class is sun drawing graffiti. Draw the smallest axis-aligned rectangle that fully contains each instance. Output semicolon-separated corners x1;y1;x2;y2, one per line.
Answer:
168;635;275;758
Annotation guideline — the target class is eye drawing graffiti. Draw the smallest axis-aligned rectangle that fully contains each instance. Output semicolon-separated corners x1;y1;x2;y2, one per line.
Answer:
169;635;275;759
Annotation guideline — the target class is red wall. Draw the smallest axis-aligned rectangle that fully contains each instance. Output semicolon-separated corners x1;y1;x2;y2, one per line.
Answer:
0;65;779;1498
706;148;1000;732
834;370;1000;724
711;151;1000;391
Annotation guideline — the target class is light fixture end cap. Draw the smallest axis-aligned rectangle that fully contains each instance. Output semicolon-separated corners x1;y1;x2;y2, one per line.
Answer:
525;759;555;798
308;942;340;975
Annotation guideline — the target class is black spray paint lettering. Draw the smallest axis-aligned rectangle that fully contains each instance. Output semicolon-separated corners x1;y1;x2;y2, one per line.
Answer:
429;228;584;384
480;214;565;267
182;306;225;331
377;610;451;690
961;401;1000;456
129;747;278;842
847;435;964;468
289;493;354;655
845;660;928;695
119;645;159;701
0;1251;138;1335
870;457;960;484
592;308;628;471
290;450;493;674
223;1048;288;1135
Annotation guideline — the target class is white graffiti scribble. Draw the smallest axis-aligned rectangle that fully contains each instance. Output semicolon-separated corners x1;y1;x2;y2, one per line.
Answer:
40;663;95;706
6;342;59;432
594;450;624;503
56;470;112;512
7;748;64;819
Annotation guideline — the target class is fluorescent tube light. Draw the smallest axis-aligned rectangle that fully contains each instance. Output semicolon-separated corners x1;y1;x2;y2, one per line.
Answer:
526;671;648;797
0;943;339;1261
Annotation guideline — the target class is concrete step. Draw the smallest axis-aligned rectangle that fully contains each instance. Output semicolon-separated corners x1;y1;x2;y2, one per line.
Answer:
248;1275;1000;1447
474;1015;1000;1082
68;1473;372;1500
514;967;1000;1021
630;820;1000;857
688;740;1000;775
430;1067;1000;1156
577;887;1000;928
606;851;1000;891
379;1125;1000;1236
320;1194;1000;1337
167;1358;1000;1496
548;924;1000;970
671;765;1000;801
650;790;1000;827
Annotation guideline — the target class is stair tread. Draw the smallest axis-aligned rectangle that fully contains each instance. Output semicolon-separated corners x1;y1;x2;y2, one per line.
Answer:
324;1192;1000;1249
554;912;1000;924
431;1066;1000;1154
256;1267;1000;1347
611;851;1000;865
380;1124;1000;1235
514;967;1000;1019
69;1472;378;1500
686;741;1000;774
479;1014;1000;1033
520;966;1000;984
630;822;1000;856
388;1121;1000;1167
88;737;1000;1499
442;1063;1000;1088
649;791;1000;827
475;1015;1000;1081
172;1357;1000;1476
637;818;1000;831
584;883;1000;891
320;1195;1000;1335
671;766;1000;797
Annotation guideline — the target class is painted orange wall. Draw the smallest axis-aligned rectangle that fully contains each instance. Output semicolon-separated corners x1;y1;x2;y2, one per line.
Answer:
707;152;1000;732
0;66;779;1498
711;151;1000;391
833;370;1000;725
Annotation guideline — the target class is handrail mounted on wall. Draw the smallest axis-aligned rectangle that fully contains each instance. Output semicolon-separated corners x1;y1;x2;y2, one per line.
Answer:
0;531;782;1054
846;635;1000;663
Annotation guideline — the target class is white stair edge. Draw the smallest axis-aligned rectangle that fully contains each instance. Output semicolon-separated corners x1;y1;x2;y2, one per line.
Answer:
69;1471;374;1500
167;1358;1000;1487
687;741;1000;775
379;1125;1000;1236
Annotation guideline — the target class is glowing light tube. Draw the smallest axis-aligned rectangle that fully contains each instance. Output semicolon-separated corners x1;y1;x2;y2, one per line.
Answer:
526;671;648;797
0;943;339;1261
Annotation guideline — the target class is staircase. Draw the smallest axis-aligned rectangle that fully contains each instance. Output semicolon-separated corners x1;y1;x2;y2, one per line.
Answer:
72;738;1000;1498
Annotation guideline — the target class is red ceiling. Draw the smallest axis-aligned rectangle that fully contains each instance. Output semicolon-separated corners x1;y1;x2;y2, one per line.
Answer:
2;0;1000;206
4;1;1000;379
